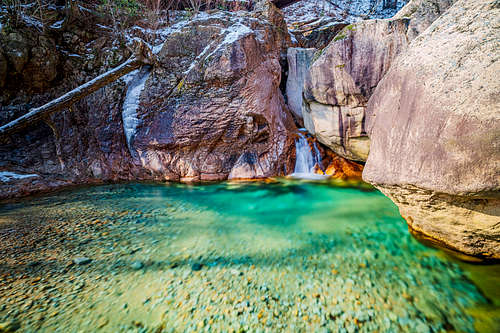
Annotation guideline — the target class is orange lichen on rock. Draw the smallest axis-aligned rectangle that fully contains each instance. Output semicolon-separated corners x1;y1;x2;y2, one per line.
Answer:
317;149;363;181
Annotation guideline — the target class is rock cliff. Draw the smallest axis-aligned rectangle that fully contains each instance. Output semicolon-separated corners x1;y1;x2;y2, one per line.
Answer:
363;0;500;259
0;2;296;198
302;19;410;161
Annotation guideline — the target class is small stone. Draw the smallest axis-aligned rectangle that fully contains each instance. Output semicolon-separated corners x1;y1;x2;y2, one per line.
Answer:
230;269;243;276
73;257;92;265
131;261;144;270
191;263;203;271
97;318;109;328
0;320;20;332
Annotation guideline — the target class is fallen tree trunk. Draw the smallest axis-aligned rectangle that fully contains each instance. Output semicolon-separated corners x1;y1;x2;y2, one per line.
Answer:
173;0;301;10
0;39;155;138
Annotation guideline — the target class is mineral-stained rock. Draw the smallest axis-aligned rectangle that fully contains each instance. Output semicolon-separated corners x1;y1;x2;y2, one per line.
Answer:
303;19;410;161
0;3;296;199
363;0;500;259
134;10;296;181
286;47;315;121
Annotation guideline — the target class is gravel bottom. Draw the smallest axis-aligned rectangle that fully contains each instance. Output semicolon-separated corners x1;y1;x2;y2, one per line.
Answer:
0;182;498;332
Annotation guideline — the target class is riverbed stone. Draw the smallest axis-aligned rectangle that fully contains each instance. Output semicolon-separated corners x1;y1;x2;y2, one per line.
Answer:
0;320;20;332
73;257;92;265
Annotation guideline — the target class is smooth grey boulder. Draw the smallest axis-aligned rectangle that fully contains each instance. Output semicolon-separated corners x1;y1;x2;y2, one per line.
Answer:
286;47;315;121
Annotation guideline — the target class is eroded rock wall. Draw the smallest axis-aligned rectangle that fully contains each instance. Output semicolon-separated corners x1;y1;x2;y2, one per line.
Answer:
302;19;410;161
0;3;296;198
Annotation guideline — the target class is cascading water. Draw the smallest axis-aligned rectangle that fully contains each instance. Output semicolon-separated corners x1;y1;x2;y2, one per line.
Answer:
290;130;327;179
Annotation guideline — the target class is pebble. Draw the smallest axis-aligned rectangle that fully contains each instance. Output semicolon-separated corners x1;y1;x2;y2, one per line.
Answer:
0;183;493;332
131;261;144;270
191;263;203;271
73;257;92;265
0;320;21;332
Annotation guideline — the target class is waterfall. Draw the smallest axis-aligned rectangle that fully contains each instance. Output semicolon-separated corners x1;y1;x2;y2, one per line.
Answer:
291;131;326;179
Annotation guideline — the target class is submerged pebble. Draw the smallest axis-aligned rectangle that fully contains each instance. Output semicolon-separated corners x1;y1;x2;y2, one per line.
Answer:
73;257;92;265
0;182;497;332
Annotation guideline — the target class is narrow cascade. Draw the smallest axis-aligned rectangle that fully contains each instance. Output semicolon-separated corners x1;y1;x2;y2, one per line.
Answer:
291;130;327;179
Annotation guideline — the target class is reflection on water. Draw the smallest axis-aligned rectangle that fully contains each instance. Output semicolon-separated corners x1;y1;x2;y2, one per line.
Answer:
0;181;498;332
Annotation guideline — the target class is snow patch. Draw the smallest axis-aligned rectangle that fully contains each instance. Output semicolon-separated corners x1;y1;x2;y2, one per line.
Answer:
0;171;38;183
50;19;64;29
122;67;150;157
221;23;253;46
20;13;43;30
120;69;139;85
284;0;407;25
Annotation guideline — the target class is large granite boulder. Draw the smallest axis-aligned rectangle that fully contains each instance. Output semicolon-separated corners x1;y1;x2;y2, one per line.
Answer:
363;0;500;259
0;3;296;198
302;19;410;161
134;10;295;182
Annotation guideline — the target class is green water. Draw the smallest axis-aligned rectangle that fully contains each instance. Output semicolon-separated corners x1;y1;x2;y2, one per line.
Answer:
0;181;498;332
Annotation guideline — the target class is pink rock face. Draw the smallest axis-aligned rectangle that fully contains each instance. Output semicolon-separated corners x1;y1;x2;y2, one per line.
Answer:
363;0;500;259
133;11;296;181
0;5;296;199
303;19;410;161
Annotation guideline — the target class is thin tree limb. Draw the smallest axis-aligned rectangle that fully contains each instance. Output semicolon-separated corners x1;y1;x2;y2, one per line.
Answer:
0;39;156;137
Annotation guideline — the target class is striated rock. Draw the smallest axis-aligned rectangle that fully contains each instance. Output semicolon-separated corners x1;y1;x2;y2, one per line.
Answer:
394;0;455;40
286;47;315;121
303;19;410;161
0;3;296;198
228;152;267;179
363;0;500;259
135;10;296;181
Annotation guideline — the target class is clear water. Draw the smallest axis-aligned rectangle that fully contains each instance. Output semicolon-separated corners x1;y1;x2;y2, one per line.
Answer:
0;181;498;332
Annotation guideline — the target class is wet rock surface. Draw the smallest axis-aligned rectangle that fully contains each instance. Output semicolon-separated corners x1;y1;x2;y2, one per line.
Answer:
286;47;315;122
